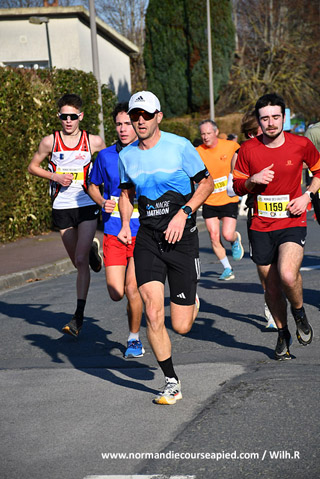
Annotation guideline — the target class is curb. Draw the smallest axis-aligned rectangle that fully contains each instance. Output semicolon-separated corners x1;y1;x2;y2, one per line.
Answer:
0;258;75;293
0;220;207;293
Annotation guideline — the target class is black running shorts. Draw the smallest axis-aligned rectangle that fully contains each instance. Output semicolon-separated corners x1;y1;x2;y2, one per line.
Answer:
202;202;239;220
134;226;200;305
52;205;100;230
249;226;307;265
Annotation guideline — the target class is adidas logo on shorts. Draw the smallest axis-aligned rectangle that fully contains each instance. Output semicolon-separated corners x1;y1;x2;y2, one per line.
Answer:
177;292;186;299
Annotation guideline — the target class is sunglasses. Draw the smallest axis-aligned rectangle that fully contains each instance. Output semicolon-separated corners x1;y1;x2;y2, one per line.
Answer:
129;110;157;122
59;113;81;121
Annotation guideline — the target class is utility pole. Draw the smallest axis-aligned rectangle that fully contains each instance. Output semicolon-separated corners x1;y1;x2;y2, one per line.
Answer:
88;0;105;141
207;0;215;120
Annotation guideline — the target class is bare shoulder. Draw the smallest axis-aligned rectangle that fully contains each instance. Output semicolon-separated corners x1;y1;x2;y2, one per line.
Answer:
29;133;54;168
38;133;54;153
89;134;106;154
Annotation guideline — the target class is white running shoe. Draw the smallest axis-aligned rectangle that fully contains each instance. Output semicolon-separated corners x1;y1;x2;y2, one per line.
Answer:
195;293;200;316
264;302;277;329
154;377;182;405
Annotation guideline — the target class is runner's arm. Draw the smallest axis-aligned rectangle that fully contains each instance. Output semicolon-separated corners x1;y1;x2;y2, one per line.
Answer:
227;152;238;197
89;134;106;154
88;183;116;213
164;174;214;244
118;187;135;245
287;176;320;215
28;135;73;187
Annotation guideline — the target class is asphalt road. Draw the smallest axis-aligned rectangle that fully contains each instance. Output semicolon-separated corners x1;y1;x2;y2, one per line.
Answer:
1;214;319;479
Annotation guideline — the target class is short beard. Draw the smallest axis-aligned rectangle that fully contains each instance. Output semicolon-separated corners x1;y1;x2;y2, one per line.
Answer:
264;127;283;140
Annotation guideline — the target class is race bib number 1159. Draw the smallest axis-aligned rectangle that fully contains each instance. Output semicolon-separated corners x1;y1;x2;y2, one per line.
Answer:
257;194;290;218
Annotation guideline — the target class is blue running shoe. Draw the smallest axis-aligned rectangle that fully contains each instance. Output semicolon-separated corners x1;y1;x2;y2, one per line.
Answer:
219;267;235;281
231;232;244;261
124;339;145;358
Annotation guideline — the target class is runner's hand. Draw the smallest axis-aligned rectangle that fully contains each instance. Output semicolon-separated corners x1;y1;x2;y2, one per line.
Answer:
164;210;187;244
103;199;116;213
251;164;274;185
287;194;310;216
118;225;132;245
56;173;73;186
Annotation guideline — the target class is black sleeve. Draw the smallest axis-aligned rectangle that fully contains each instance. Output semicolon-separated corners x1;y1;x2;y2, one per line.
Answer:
118;181;135;190
191;167;210;184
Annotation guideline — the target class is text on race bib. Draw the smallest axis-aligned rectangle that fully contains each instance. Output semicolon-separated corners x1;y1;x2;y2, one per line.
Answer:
56;166;84;184
213;176;227;193
257;194;290;218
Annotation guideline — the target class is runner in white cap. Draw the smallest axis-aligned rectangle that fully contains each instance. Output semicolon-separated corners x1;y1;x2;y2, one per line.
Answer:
118;91;213;404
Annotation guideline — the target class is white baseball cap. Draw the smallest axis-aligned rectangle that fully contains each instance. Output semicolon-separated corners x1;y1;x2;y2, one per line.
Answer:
128;91;161;114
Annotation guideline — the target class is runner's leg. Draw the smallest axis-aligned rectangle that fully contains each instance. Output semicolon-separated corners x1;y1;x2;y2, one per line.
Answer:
258;263;287;329
139;280;170;361
74;219;97;299
125;257;143;334
205;217;226;260
277;242;304;309
221;216;237;243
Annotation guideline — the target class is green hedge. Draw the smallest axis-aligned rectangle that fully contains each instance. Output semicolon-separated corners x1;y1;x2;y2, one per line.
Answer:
0;67;117;243
161;120;191;140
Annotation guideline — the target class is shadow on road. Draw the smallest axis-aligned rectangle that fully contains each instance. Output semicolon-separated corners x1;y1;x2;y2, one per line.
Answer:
0;300;158;394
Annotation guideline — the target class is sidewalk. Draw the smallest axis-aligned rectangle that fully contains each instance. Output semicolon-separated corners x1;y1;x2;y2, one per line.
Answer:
0;229;104;292
0;217;207;292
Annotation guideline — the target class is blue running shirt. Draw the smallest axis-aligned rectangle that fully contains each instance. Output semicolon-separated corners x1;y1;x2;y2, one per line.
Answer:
119;131;208;232
89;142;140;236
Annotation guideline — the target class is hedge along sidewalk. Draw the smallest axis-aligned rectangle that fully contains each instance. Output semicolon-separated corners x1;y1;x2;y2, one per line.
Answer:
0;67;117;244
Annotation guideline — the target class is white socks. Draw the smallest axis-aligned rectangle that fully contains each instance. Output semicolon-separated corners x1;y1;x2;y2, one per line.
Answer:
128;332;139;341
220;256;231;269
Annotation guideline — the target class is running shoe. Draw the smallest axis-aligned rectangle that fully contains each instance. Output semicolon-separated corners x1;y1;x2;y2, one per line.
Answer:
291;306;313;346
195;293;200;315
89;237;102;273
124;339;145;358
154;377;182;405
219;267;235;281
274;331;292;360
62;316;83;338
231;232;244;261
264;302;277;329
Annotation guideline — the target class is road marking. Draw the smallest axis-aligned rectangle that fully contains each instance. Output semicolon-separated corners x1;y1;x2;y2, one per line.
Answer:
301;265;320;271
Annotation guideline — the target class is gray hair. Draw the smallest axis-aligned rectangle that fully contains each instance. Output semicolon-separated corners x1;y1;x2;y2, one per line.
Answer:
199;119;218;131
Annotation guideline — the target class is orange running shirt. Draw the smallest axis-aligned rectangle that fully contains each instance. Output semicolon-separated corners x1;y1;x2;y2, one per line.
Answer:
197;139;240;206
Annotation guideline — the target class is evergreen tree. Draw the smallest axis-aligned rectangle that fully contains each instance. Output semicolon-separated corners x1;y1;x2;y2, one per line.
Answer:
144;0;235;116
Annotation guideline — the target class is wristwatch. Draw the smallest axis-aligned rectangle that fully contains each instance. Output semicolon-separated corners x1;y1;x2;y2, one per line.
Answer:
305;191;312;201
181;205;192;218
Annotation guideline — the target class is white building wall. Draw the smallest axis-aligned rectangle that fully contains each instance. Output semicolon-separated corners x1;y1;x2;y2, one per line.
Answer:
0;14;134;100
1;19;51;65
97;32;132;97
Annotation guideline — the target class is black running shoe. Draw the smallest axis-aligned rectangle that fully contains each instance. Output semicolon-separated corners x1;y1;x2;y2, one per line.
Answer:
62;316;83;338
291;306;313;346
89;237;102;272
275;332;292;360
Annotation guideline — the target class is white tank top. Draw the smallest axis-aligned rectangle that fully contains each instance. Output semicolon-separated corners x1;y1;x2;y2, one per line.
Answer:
49;130;95;209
